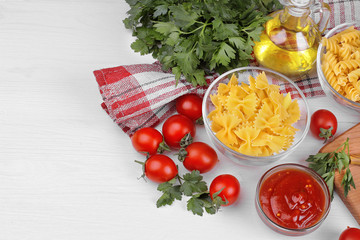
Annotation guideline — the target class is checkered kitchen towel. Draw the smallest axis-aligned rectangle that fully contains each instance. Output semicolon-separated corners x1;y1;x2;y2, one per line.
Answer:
94;62;216;136
94;0;360;136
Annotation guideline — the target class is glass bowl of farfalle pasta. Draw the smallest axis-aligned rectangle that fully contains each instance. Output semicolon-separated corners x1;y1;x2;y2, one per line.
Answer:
202;66;310;166
317;22;360;113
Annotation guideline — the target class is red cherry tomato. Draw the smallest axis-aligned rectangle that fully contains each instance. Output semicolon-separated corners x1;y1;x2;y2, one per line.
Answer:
162;114;196;149
176;94;203;122
131;127;169;156
181;142;218;173
310;109;337;142
209;174;240;206
143;154;178;183
339;227;360;240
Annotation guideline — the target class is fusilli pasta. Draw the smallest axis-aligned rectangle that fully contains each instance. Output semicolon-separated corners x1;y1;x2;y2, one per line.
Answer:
321;26;360;102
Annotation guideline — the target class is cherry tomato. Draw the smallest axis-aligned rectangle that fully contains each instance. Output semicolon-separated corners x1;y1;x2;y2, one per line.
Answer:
143;154;178;183
176;94;203;122
209;174;240;206
162;114;196;149
310;109;337;142
131;127;169;156
339;227;360;240
180;142;218;173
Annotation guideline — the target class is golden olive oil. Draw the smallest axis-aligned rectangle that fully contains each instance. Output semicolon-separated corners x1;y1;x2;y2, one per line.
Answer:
253;10;321;77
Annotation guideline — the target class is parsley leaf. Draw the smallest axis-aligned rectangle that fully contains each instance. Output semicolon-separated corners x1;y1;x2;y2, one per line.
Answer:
187;195;205;216
130;39;149;55
247;26;265;42
210;42;236;69
153;4;168;18
154;22;179;36
156;178;182;207
187;188;228;216
180;170;208;196
187;192;215;216
212;18;239;41
168;5;199;29
306;138;356;199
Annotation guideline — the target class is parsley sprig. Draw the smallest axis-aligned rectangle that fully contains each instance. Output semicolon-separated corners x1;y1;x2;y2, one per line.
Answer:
306;138;356;200
156;170;226;216
123;0;281;86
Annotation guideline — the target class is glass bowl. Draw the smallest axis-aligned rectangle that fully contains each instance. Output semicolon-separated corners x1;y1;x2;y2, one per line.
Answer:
255;164;331;236
317;21;360;113
202;66;310;166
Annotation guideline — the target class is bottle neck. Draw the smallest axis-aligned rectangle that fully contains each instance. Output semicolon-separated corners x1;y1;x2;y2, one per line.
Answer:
280;6;310;29
287;5;310;17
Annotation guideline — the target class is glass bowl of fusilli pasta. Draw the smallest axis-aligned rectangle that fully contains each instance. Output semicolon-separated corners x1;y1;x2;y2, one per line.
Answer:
202;66;310;166
317;22;360;113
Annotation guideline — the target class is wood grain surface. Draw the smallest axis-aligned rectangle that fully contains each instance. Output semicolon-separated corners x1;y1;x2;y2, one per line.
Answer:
319;123;360;225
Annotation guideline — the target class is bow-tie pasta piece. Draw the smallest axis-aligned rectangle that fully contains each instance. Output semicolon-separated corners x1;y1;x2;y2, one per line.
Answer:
211;112;242;146
252;131;287;154
234;126;262;156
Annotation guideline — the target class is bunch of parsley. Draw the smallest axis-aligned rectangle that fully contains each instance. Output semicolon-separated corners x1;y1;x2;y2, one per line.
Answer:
157;170;227;216
123;0;281;86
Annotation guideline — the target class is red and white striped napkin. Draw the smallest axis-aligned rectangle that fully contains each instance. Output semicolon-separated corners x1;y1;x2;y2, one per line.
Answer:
94;62;218;135
94;0;360;136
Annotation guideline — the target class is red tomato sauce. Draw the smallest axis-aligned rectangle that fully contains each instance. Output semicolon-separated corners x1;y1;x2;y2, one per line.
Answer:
259;168;326;229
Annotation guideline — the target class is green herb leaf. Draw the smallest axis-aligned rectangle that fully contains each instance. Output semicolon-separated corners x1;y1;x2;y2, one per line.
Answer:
212;18;239;41
228;37;246;49
130;39;149;55
306;138;356;200
153;4;168;18
187;192;219;216
187;195;205;216
180;170;208;196
174;51;199;78
343;168;356;197
154;22;179;36
247;26;264;42
210;42;236;68
168;4;199;29
156;178;182;207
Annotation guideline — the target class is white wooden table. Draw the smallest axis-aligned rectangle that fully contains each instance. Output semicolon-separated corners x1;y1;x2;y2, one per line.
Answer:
0;1;359;239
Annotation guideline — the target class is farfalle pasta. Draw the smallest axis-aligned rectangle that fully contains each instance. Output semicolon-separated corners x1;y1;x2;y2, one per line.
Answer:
208;72;300;157
321;26;360;102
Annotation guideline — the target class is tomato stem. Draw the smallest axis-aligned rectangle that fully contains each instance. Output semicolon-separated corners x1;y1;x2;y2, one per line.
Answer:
134;160;146;180
158;141;171;154
176;148;188;162
319;126;334;143
176;175;183;185
334;138;349;153
195;117;204;125
134;160;145;165
179;133;193;148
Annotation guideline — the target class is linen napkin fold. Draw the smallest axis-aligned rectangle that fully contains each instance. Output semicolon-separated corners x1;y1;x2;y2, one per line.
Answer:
94;61;323;136
94;62;218;136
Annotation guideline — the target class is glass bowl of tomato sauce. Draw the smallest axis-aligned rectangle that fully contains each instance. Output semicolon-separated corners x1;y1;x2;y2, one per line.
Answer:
255;163;331;236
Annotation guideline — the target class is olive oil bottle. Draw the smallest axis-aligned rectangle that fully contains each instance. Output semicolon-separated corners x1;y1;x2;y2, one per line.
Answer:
253;0;330;77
